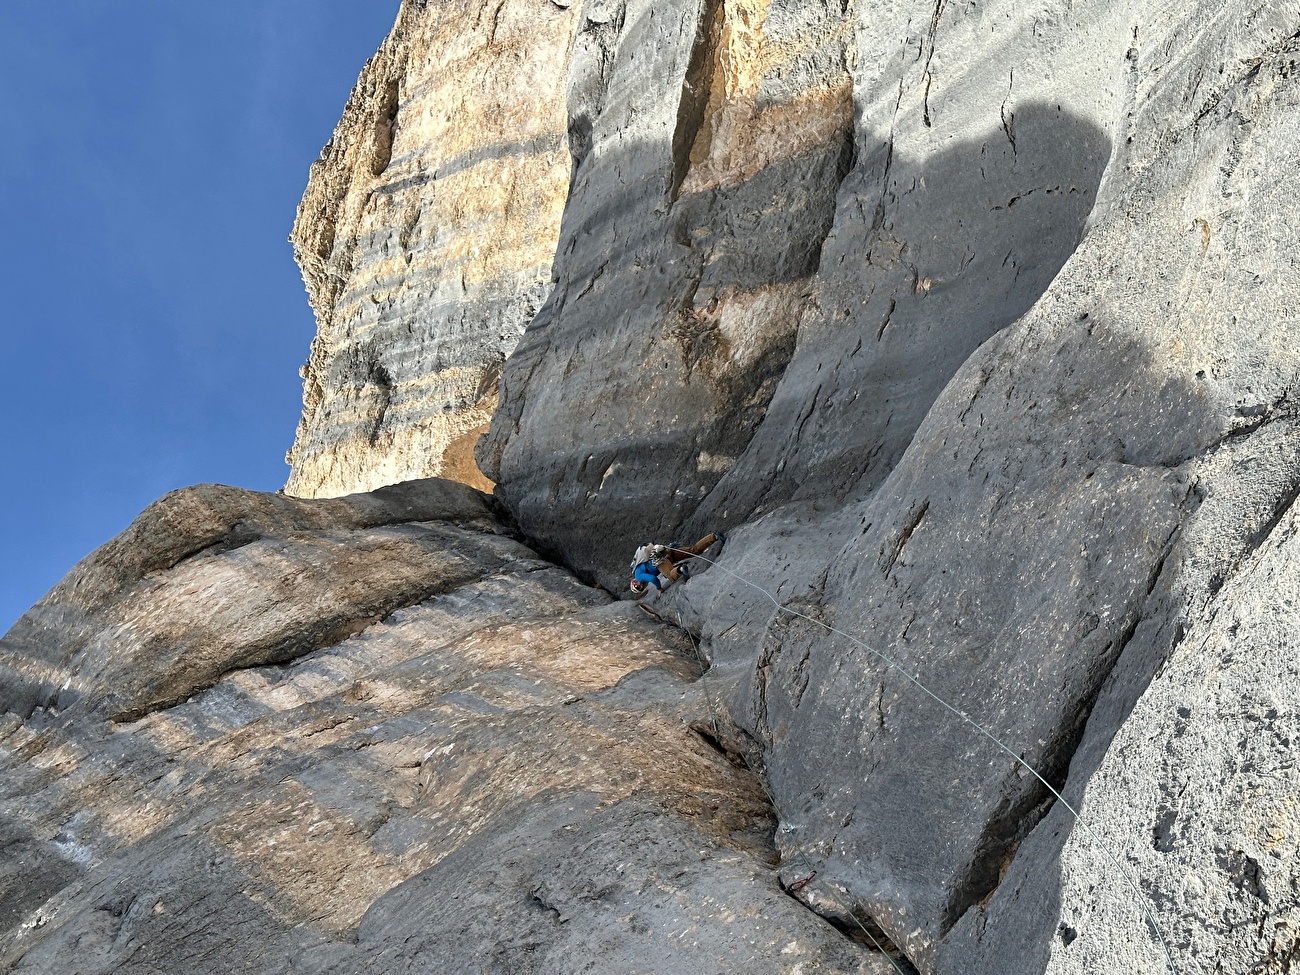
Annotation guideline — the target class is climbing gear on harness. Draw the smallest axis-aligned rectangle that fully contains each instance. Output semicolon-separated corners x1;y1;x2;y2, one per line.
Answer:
630;543;660;571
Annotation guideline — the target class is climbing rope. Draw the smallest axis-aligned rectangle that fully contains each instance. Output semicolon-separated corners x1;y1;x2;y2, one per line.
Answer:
665;548;1178;975
677;612;915;975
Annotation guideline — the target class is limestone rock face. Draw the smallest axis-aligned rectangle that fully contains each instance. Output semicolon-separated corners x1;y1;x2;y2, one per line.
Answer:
7;0;1300;972
480;0;858;570
474;0;1300;972
0;482;897;974
284;0;581;498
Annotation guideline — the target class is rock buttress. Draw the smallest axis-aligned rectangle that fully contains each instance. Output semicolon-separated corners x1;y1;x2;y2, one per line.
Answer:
284;0;582;499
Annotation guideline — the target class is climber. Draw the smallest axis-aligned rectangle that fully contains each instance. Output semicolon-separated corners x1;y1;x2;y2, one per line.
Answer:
629;533;724;596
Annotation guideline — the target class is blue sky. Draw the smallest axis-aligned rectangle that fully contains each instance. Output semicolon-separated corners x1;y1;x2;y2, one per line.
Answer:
0;1;401;631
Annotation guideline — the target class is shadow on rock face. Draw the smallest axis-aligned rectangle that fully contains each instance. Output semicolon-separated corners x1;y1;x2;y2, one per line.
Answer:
485;86;1113;593
480;0;855;589
693;100;1114;532
690;304;1237;971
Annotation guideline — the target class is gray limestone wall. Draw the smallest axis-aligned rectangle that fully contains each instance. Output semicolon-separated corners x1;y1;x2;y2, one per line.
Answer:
484;0;1300;972
3;1;1299;973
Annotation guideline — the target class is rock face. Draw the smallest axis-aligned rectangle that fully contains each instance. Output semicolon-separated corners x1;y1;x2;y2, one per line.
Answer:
284;0;581;497
0;482;898;974
6;0;1300;973
476;0;1300;972
481;0;859;567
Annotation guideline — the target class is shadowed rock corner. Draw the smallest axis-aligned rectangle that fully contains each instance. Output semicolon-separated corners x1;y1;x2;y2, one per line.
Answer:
484;95;1113;594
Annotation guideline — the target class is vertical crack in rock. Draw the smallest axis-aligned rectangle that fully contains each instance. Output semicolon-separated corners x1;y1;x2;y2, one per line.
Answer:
672;0;725;200
1000;69;1016;154
368;78;400;177
882;499;928;576
918;0;946;129
365;360;395;447
875;298;897;341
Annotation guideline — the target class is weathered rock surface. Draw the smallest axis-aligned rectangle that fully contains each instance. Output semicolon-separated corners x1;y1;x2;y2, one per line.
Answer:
475;0;1300;972
284;0;581;497
481;0;859;569
7;0;1299;972
0;482;899;973
939;424;1300;975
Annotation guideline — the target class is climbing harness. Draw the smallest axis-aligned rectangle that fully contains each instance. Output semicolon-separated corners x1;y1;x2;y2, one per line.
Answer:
669;551;1178;975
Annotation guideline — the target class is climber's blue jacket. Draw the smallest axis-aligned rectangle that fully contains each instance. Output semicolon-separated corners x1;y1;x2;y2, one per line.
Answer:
633;561;664;590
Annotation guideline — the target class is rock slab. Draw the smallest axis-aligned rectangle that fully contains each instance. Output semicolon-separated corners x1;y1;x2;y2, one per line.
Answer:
0;481;897;974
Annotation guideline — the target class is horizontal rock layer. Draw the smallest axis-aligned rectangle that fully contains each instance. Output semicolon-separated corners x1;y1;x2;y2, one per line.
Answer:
0;481;900;973
284;0;581;498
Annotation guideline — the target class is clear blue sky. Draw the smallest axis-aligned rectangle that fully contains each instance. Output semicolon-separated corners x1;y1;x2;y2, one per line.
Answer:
0;1;401;631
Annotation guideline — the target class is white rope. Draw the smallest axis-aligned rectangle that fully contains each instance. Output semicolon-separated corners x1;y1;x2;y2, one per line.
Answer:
676;611;914;975
664;547;1177;975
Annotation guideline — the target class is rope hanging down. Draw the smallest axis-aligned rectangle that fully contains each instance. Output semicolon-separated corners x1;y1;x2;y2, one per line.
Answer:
665;548;1177;975
677;611;916;975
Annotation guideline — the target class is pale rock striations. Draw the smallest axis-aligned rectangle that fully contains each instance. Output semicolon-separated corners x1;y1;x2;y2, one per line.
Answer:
285;0;581;497
0;482;896;974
